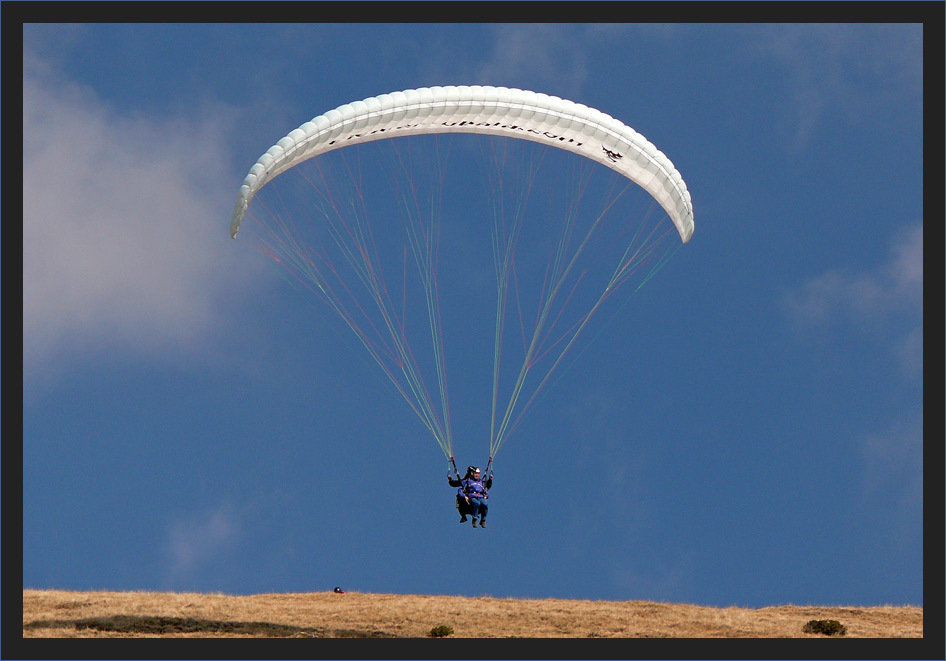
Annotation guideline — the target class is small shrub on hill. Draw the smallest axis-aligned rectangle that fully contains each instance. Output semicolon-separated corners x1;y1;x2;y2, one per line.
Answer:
803;619;847;636
428;624;454;637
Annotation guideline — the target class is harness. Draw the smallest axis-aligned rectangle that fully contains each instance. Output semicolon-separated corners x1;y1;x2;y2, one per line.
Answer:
465;480;488;499
448;456;494;499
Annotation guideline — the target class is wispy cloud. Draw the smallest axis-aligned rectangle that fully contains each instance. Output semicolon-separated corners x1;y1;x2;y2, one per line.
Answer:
22;51;257;390
782;221;922;555
861;408;922;555
862;409;922;503
748;24;922;150
163;502;241;586
782;222;922;378
610;549;696;603
472;24;592;99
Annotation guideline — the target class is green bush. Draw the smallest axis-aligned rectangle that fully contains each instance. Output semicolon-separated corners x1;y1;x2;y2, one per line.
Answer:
803;619;847;636
428;624;454;637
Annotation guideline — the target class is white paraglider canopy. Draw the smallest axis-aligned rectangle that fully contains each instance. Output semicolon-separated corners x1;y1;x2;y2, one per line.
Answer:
231;85;693;243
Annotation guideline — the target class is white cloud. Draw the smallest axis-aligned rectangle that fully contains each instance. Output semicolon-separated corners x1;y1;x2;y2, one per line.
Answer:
782;223;922;377
22;51;255;388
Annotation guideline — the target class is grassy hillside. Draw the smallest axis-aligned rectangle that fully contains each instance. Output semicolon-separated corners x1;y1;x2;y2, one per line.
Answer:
22;589;922;639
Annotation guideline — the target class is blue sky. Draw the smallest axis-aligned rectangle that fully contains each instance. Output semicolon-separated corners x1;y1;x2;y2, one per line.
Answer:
21;22;926;609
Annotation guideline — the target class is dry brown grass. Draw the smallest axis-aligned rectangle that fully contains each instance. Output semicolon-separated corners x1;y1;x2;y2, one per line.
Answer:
22;589;922;639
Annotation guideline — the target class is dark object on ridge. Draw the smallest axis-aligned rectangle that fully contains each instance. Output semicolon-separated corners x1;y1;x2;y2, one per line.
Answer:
803;619;846;636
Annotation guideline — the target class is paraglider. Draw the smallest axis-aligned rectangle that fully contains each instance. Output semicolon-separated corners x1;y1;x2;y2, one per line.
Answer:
460;467;492;529
231;86;693;517
448;465;474;523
